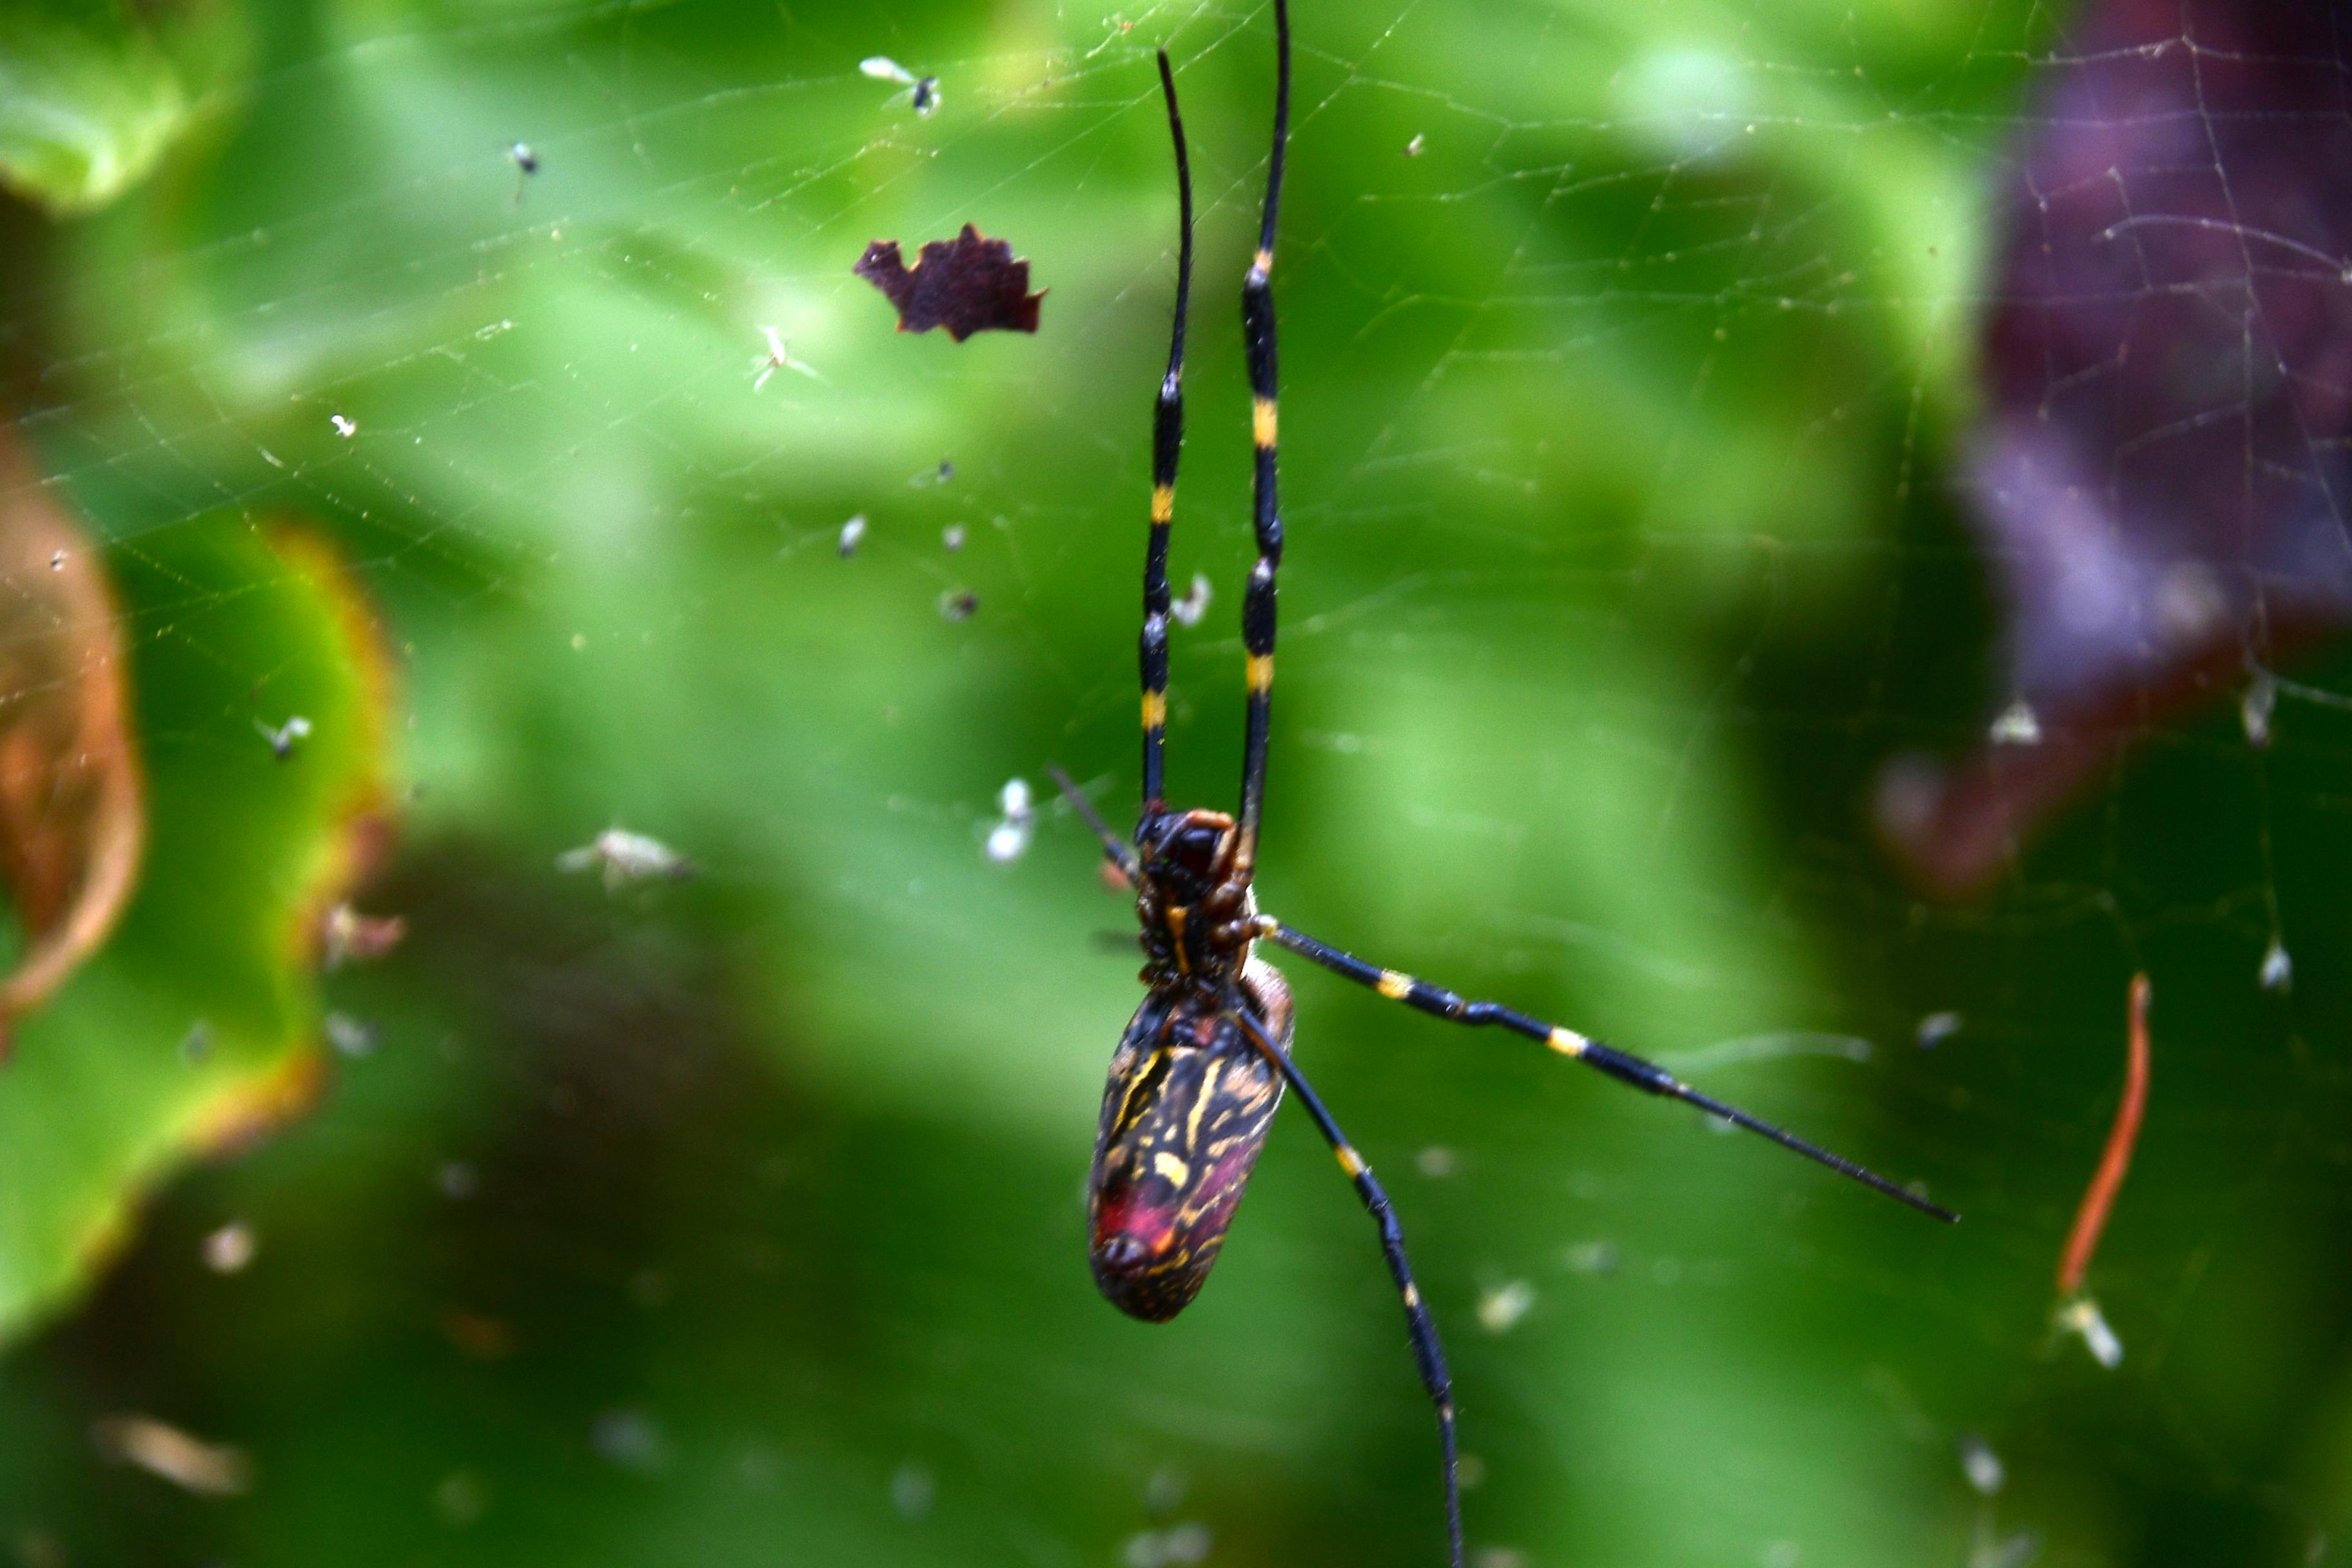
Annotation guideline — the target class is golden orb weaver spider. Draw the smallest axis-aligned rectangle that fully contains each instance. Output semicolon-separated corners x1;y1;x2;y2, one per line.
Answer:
1053;8;1957;1562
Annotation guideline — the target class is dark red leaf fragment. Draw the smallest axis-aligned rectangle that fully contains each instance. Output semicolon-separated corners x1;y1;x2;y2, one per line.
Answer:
854;224;1043;341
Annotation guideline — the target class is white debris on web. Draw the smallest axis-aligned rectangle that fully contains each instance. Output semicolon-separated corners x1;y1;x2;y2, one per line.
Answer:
2260;938;2292;993
93;1414;251;1496
202;1220;257;1275
1917;1010;1964;1049
2242;669;2278;747
859;57;939;116
329;413;356;438
1169;572;1212;627
558;828;693;890
986;778;1035;863
1405;132;1427;156
838;513;867;557
1957;1433;2004;1495
1476;1279;1534;1334
323;902;406;968
2055;1294;2123;1368
1988;698;2042;745
324;1012;380;1058
255;714;311;759
941;524;966;551
1563;1240;1620;1276
1124;1523;1211;1567
753;325;823;390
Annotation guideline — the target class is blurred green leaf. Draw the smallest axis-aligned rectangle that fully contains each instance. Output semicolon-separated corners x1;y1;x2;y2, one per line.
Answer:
0;2;191;216
0;516;391;1338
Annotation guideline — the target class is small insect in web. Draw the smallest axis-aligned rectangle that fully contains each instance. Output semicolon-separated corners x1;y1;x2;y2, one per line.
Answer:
859;55;941;117
1052;14;1956;1565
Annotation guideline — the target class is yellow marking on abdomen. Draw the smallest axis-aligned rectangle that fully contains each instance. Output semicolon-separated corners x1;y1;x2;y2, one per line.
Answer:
1185;1061;1221;1150
1154;1152;1191;1187
1151;484;1174;524
1547;1026;1589;1057
1335;1144;1365;1177
1252;248;1273;277
1167;905;1190;974
1252;397;1277;449
1142;691;1167;729
1377;970;1412;1000
1402;1283;1420;1309
1246;654;1273;694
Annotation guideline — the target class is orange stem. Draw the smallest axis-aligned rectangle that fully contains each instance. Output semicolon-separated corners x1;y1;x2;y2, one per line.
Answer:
2056;973;2151;1297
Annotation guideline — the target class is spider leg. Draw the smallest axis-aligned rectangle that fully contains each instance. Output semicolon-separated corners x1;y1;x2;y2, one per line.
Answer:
1046;765;1139;878
1231;0;1291;881
1231;1001;1464;1568
1141;49;1195;816
1255;917;1959;1223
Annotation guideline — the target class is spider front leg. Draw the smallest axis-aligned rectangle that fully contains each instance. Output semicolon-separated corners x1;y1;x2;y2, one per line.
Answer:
1251;917;1959;1223
1231;0;1291;883
1230;1001;1465;1568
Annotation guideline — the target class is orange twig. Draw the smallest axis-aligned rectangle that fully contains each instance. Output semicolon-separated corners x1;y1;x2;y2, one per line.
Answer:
2056;974;2151;1298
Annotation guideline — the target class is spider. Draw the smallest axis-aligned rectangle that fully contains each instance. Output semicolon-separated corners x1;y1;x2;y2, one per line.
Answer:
1054;9;1956;1563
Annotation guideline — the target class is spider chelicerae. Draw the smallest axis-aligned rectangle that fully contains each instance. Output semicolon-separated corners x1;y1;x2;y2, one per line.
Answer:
1053;8;1956;1562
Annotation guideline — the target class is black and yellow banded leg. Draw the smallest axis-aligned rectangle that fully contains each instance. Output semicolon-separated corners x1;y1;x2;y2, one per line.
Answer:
1255;919;1959;1223
1231;0;1291;881
1233;1002;1464;1568
1140;48;1197;816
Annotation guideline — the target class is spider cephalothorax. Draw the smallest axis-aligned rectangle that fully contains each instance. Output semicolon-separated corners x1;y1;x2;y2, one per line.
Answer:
1131;808;1260;984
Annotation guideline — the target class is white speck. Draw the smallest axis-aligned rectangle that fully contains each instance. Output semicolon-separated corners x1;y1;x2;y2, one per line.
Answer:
509;142;538;175
1170;572;1213;628
93;1415;251;1497
1476;1279;1534;1334
2261;939;2293;993
1563;1240;1620;1275
325;1013;380;1058
2055;1295;2122;1367
1917;1010;1964;1049
754;325;823;389
941;524;965;551
1415;1145;1456;1177
1124;1524;1212;1568
255;715;311;759
557;828;693;890
1957;1433;2004;1494
861;55;917;84
838;513;868;556
1988;699;2041;745
986;777;1036;863
890;1462;934;1518
202;1222;256;1275
1405;133;1427;156
2243;669;2278;748
330;414;357;438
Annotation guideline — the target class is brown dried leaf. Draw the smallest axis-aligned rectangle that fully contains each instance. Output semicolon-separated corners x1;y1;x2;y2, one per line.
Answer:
0;436;143;1050
854;224;1044;341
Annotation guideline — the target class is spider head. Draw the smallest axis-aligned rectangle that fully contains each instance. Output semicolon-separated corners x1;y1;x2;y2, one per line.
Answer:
1133;808;1246;981
1135;808;1236;903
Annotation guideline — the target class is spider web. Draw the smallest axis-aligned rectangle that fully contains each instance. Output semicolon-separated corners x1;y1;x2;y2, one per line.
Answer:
1;2;2348;1565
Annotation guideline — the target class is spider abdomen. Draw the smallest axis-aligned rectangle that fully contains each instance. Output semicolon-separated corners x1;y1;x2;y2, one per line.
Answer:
1088;965;1293;1322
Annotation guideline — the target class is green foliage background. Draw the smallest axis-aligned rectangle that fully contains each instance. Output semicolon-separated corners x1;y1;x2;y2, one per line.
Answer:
5;1;2352;1565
